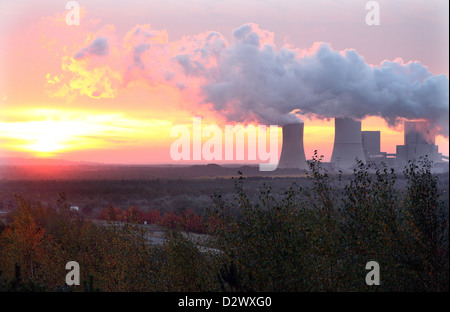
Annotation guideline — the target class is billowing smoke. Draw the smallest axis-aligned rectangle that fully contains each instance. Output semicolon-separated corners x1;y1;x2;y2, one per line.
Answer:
177;24;449;136
63;23;448;136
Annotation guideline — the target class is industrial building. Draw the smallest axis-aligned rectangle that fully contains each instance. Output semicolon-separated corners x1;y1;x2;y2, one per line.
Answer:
278;122;307;170
330;118;366;170
277;118;447;172
361;131;393;166
362;131;381;159
395;121;443;166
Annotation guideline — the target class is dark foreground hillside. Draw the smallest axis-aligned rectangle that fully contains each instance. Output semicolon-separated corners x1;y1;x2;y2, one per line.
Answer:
0;156;448;291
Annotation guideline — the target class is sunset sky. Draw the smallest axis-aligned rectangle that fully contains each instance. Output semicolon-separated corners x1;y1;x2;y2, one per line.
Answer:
0;0;448;164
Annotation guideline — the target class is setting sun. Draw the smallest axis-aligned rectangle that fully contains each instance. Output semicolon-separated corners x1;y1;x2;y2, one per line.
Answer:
25;137;65;154
0;109;173;157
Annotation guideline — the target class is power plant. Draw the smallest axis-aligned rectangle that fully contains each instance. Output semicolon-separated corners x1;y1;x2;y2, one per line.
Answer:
362;130;389;164
362;131;381;159
277;118;447;172
278;122;307;170
395;121;443;165
330;118;366;169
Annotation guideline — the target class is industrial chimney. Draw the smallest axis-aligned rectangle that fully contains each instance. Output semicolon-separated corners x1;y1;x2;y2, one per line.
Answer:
331;118;366;169
278;122;307;170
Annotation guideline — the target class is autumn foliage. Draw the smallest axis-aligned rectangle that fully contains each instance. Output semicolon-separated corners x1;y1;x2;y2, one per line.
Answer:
97;205;206;233
0;155;448;292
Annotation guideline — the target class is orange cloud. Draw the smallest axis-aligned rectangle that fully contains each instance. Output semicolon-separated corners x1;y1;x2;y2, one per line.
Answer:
47;55;122;100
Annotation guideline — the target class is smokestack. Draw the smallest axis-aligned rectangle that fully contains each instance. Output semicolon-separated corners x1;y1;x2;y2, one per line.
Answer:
331;118;366;169
278;123;307;170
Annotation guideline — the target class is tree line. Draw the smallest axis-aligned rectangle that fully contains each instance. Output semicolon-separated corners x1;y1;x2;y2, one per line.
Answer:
0;154;448;291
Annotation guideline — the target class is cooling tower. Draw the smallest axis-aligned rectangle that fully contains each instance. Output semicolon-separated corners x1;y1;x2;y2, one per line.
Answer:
331;118;366;169
362;131;381;158
278;123;307;170
397;121;440;163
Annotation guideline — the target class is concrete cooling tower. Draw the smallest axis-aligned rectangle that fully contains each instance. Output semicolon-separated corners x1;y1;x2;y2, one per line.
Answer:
331;118;366;169
278;123;307;170
396;121;442;164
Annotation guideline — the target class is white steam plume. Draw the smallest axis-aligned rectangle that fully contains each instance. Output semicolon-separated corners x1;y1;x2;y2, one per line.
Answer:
176;24;449;135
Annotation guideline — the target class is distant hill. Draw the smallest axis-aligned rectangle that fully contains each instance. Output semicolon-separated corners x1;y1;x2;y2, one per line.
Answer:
0;158;307;180
0;157;99;166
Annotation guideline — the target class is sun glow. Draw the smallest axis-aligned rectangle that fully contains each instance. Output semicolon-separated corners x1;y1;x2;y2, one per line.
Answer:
0;109;172;157
25;138;66;154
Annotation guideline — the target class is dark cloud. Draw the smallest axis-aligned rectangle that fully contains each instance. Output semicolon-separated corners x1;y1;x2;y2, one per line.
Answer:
133;43;151;69
75;36;109;60
174;54;205;76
